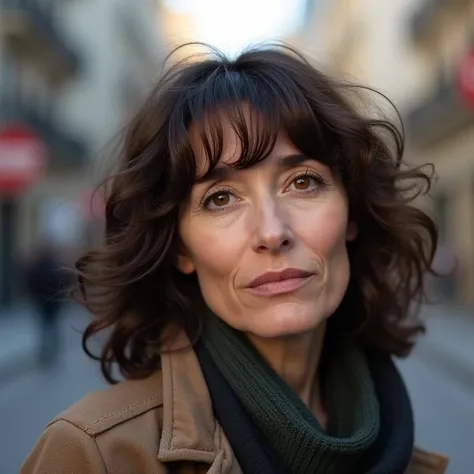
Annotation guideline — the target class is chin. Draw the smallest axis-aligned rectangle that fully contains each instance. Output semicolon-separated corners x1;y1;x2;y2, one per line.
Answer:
247;305;328;339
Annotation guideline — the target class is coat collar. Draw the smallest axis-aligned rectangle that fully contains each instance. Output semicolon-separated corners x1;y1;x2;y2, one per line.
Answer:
155;330;449;474
157;330;242;473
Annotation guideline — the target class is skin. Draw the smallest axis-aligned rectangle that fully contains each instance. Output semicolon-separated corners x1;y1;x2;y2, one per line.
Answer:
178;115;357;423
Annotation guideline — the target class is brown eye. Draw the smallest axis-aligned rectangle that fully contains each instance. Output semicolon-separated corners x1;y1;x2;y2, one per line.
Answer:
288;173;326;194
211;193;230;207
202;189;237;211
293;176;312;190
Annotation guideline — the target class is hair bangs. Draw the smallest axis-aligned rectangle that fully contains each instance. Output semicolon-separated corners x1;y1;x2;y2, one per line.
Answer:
178;62;339;184
184;74;280;181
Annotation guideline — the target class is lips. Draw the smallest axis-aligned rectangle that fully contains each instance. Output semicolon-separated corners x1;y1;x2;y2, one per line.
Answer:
247;268;315;289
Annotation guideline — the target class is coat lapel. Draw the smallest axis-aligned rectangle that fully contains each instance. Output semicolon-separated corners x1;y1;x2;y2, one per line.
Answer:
406;446;449;474
157;330;242;474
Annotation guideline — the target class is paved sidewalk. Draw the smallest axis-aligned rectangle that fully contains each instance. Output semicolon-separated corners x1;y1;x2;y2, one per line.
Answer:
0;303;40;383
0;303;87;384
411;303;474;392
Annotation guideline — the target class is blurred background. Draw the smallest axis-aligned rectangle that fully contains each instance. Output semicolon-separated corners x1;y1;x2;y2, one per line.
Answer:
0;0;473;472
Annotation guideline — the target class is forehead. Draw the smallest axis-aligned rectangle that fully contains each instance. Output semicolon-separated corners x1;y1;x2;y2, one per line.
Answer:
187;107;298;177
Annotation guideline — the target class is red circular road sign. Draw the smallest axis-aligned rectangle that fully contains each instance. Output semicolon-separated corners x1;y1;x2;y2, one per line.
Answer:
457;49;474;108
0;124;47;194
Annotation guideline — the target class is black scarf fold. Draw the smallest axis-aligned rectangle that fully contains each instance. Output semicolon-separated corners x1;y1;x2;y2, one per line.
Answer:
358;350;415;474
195;324;414;474
195;342;287;474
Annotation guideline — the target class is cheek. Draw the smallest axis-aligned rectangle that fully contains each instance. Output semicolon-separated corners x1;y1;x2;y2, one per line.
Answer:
297;202;352;312
181;217;247;278
298;201;350;257
179;218;248;322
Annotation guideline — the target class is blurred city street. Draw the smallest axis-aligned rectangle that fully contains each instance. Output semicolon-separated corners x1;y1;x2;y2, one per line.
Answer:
0;304;473;474
0;305;107;474
397;304;474;474
0;1;474;474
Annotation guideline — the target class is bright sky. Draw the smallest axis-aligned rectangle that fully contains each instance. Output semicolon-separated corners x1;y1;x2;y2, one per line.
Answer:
163;0;307;55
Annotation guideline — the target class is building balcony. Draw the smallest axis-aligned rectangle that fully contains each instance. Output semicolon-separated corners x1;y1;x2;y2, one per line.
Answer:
405;74;474;147
410;0;471;44
0;98;88;168
0;0;81;83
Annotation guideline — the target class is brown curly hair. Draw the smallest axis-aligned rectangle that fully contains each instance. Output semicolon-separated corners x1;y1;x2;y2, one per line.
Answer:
74;44;438;383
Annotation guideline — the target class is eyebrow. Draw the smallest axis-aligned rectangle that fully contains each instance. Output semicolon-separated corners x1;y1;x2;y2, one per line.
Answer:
194;153;311;185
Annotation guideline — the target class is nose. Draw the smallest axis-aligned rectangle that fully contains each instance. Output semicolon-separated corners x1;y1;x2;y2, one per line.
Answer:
251;198;294;254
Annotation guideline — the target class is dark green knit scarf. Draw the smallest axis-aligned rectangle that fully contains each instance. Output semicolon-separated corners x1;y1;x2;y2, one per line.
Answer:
202;316;380;474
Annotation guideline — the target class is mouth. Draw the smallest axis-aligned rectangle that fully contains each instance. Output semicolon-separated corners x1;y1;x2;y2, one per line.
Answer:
246;268;315;296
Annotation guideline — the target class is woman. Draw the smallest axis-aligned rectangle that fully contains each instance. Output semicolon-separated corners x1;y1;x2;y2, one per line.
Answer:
22;45;449;474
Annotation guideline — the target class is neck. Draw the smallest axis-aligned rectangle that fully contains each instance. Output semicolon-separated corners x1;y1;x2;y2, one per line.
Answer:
246;321;327;425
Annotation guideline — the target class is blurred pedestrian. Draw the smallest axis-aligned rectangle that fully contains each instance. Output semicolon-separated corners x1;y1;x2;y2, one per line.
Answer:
26;243;68;366
22;44;449;473
431;242;457;301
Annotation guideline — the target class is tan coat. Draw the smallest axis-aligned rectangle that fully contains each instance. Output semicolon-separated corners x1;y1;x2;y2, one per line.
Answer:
21;332;449;474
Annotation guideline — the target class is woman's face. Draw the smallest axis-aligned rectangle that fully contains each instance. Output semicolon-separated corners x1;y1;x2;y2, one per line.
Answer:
178;119;357;338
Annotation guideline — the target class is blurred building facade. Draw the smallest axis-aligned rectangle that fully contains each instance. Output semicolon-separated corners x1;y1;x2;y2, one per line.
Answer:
293;0;474;308
0;0;163;309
